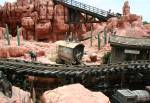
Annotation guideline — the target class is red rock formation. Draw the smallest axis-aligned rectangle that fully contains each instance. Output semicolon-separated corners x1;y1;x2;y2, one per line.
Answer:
0;46;28;58
21;17;34;30
0;86;32;103
41;84;110;103
20;17;35;40
17;0;30;6
0;27;5;39
123;1;130;15
52;4;69;40
106;1;150;38
0;0;149;41
144;24;150;34
0;0;92;42
0;0;51;40
35;22;52;40
0;5;2;26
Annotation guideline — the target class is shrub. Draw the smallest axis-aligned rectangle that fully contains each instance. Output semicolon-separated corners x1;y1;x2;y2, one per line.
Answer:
102;52;111;64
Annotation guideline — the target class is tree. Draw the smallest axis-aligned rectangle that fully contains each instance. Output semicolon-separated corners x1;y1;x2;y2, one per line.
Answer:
143;21;150;25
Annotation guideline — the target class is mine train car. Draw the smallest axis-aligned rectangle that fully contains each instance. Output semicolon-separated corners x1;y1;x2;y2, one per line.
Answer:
56;40;84;64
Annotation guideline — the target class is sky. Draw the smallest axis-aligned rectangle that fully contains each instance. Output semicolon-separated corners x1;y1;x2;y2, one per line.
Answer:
0;0;149;22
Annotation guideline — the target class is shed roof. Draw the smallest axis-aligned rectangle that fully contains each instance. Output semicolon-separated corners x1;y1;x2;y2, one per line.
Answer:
109;35;150;49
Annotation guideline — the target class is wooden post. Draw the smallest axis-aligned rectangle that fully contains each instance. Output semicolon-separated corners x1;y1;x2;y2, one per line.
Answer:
17;26;20;46
5;24;10;45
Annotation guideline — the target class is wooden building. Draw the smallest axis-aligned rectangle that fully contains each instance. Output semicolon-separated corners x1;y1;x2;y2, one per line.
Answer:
109;35;150;63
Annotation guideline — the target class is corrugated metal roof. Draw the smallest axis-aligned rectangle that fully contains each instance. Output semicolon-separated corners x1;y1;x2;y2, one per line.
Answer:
109;35;150;48
56;40;84;48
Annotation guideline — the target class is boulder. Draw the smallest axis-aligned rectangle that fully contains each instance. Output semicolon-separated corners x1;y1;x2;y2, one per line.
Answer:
89;53;98;62
0;86;32;103
37;50;45;57
41;84;110;103
9;46;28;57
0;46;28;58
0;47;9;58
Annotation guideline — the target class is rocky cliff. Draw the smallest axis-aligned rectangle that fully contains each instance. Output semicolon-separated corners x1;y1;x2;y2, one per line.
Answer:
106;1;150;38
0;0;89;42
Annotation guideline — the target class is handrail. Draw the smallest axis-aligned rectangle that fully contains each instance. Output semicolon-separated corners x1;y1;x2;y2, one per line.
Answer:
55;0;117;18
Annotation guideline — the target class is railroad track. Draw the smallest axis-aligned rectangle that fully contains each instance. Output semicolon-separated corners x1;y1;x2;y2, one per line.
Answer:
0;58;150;79
1;58;150;102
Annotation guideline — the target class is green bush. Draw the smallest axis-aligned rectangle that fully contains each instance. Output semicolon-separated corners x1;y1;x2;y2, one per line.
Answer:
102;52;111;64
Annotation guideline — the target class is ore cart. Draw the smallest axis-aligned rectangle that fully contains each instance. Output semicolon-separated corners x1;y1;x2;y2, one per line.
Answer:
56;40;84;64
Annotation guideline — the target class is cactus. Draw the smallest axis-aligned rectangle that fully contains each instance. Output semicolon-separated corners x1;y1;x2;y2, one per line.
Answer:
17;26;20;46
102;52;111;64
5;24;10;45
90;26;93;47
97;32;101;50
104;28;107;45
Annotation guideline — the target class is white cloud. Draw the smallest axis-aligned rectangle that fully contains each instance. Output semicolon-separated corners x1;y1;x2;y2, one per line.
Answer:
0;0;16;5
5;0;16;3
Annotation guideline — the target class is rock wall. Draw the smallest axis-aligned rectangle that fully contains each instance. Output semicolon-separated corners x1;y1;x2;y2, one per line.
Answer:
0;0;89;42
106;1;150;38
144;24;150;34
